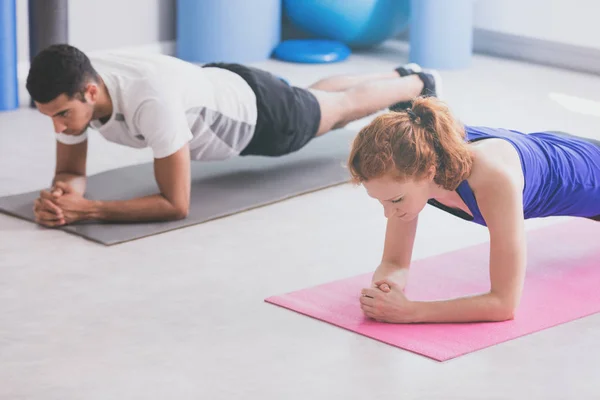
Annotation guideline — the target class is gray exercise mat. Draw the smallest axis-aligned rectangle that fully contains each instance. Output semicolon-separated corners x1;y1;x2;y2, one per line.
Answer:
0;129;357;245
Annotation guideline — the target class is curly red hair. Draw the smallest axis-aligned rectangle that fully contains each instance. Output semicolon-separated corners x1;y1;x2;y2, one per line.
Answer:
348;96;473;190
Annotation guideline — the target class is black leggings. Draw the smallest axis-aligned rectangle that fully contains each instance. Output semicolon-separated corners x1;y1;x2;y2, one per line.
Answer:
547;130;600;147
548;131;600;221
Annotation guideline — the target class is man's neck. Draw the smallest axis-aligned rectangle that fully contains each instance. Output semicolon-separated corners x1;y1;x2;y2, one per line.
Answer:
92;77;113;123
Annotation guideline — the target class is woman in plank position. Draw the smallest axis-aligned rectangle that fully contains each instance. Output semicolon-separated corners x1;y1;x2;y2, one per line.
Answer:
349;96;600;323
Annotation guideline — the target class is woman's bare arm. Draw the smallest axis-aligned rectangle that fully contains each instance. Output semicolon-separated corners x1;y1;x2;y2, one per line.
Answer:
363;141;528;323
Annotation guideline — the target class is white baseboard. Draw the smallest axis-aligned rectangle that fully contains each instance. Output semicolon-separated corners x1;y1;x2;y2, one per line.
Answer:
396;28;600;76
18;40;176;107
473;29;600;76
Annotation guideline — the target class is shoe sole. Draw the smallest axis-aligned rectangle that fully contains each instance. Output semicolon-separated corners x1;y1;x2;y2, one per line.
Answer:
389;64;442;112
424;69;443;100
403;62;423;74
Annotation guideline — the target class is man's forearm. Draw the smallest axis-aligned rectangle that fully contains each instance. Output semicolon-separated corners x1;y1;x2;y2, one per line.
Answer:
411;292;515;323
53;172;86;195
88;194;188;222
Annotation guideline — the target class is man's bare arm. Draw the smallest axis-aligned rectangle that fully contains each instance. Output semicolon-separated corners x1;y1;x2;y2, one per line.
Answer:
34;140;88;226
53;139;88;195
82;144;192;222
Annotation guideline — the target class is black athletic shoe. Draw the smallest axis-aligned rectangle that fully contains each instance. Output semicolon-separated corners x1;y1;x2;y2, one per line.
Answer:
394;62;422;77
390;64;443;112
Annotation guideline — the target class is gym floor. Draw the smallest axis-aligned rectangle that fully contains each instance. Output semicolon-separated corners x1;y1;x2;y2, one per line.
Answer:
1;41;599;399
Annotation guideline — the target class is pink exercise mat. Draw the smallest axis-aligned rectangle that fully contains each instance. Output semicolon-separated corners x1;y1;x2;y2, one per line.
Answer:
265;219;600;361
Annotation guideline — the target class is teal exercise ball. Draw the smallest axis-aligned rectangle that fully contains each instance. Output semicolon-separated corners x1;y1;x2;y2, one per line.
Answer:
283;0;411;48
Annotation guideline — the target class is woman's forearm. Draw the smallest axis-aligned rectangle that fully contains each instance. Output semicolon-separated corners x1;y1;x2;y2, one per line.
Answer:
411;292;516;323
373;262;410;290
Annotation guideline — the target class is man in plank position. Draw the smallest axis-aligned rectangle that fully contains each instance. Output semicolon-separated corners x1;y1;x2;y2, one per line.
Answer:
27;44;439;226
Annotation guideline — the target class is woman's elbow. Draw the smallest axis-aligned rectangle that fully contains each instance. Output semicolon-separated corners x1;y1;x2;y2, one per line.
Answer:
491;306;516;322
490;296;519;321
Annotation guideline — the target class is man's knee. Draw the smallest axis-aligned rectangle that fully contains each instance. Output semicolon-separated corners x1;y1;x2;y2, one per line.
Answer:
331;119;349;130
325;92;353;119
310;90;354;134
332;92;356;128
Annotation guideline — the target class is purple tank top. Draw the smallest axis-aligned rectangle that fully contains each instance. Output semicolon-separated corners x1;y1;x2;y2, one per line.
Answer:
428;126;600;226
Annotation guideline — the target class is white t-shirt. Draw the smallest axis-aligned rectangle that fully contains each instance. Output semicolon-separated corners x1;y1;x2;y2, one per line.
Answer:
55;52;258;161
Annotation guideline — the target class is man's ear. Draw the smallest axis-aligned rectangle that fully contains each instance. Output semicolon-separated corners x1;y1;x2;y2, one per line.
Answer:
85;83;99;102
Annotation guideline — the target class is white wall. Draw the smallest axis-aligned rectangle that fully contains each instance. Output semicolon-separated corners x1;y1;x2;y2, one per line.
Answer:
474;0;600;50
16;0;176;105
16;0;29;63
16;0;176;63
69;0;175;53
17;0;598;60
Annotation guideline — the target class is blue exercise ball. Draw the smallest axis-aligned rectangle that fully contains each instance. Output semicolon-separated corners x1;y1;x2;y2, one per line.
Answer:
273;39;351;64
283;0;410;48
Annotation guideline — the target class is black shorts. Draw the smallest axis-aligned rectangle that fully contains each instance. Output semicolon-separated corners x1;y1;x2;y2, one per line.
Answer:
202;63;321;157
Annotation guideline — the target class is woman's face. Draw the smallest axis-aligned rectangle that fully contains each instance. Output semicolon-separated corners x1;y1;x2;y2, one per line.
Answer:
362;173;435;221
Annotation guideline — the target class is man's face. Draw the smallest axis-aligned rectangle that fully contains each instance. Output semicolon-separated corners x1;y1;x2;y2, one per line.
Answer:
36;90;95;136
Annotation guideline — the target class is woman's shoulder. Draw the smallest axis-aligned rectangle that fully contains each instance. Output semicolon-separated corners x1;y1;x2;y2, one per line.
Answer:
464;139;526;227
468;138;524;193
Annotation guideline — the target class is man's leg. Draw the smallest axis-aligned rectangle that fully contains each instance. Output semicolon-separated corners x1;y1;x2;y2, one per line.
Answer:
307;63;423;92
310;74;424;136
309;72;400;92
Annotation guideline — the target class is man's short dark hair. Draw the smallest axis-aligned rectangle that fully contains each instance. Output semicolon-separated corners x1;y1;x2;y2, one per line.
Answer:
26;44;99;104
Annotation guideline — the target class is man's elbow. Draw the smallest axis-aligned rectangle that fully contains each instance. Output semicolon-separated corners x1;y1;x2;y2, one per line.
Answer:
164;200;189;221
171;205;189;220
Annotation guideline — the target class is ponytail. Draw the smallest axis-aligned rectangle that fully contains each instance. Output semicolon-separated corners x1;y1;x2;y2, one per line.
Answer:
348;96;473;190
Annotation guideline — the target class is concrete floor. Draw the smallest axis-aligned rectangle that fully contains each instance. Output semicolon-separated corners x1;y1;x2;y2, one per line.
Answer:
1;41;599;399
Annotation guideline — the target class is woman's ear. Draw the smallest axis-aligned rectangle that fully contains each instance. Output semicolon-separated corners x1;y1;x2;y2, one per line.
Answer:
426;165;436;181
